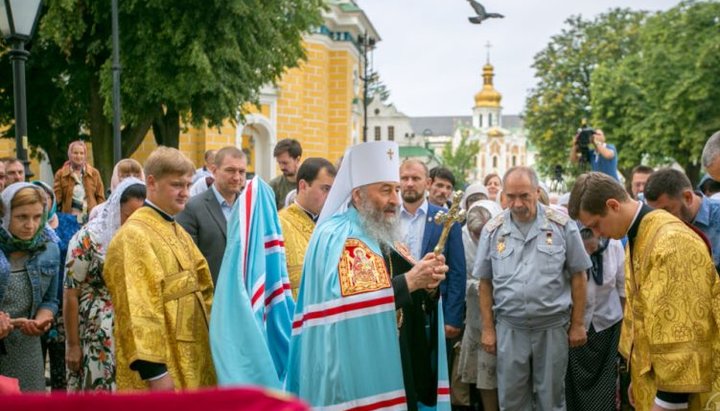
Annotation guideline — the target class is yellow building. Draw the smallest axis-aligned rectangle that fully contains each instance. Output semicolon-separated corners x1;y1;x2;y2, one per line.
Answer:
132;0;379;180
2;1;377;182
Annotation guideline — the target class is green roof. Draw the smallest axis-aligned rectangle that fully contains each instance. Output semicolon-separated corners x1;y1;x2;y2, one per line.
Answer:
399;146;439;162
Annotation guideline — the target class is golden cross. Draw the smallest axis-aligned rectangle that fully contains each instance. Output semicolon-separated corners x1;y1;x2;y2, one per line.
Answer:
432;190;466;255
386;148;394;160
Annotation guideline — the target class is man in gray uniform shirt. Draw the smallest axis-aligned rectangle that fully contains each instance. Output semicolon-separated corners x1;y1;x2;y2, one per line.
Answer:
474;166;591;411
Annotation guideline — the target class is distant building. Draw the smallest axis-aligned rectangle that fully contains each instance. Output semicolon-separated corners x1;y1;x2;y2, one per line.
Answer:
368;59;535;182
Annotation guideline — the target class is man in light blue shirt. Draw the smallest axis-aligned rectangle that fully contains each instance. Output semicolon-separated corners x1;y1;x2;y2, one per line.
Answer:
399;159;430;261
645;168;720;271
177;146;247;284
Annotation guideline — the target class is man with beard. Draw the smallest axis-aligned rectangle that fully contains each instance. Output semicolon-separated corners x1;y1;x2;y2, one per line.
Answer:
287;142;452;410
400;159;467;406
400;159;466;338
644;168;720;272
269;139;302;210
475;166;591;411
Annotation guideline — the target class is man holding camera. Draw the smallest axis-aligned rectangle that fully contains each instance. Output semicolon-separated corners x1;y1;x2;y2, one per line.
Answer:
570;129;619;181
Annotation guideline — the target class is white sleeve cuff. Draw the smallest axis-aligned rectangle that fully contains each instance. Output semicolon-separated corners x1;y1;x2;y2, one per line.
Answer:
145;371;169;382
654;397;689;410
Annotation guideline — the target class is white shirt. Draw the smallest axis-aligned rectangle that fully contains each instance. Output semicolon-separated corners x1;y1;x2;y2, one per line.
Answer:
584;238;625;332
400;199;429;260
189;176;211;198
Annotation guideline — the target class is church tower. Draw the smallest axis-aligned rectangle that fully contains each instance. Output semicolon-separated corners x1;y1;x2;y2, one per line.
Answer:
472;51;502;130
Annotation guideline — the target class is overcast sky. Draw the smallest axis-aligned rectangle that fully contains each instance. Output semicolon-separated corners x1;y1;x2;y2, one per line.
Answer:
357;0;681;117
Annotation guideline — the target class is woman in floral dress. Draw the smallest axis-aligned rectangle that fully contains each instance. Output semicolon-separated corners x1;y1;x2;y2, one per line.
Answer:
63;178;146;392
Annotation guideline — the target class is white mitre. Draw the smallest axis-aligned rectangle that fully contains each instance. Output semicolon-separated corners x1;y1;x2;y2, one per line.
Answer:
318;141;400;224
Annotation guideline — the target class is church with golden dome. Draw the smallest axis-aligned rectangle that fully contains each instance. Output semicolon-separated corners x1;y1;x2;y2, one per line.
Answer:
368;56;532;183
461;58;532;181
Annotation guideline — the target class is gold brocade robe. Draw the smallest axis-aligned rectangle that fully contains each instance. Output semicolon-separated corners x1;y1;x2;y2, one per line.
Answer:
105;207;217;390
619;210;720;410
278;203;315;300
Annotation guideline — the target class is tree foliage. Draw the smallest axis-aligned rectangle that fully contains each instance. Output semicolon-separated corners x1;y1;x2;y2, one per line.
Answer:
368;71;391;103
439;131;480;188
591;0;720;183
0;0;323;182
524;9;647;178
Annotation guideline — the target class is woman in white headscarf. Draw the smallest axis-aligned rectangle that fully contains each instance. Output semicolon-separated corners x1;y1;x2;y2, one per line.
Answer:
458;200;502;411
460;182;489;210
63;178;146;392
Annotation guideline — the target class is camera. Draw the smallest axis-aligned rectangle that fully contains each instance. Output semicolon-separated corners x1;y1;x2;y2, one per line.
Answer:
576;120;595;166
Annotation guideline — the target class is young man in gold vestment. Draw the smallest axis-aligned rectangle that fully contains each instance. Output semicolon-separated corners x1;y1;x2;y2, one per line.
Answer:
105;147;216;390
569;172;720;411
278;157;336;299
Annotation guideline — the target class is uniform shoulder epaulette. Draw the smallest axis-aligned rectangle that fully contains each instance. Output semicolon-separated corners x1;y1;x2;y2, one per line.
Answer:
545;206;570;226
485;213;505;233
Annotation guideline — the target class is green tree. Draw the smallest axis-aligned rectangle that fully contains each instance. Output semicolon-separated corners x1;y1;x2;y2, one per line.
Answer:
524;9;647;178
591;0;720;184
368;71;391;103
0;38;89;169
1;0;323;182
439;131;479;188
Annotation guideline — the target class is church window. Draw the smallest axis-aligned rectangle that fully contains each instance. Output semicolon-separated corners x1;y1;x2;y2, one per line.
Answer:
479;115;483;127
492;156;498;168
388;126;395;141
374;126;381;141
488;113;493;127
512;156;517;166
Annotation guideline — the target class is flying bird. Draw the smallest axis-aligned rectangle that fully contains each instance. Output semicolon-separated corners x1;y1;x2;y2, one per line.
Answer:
467;0;504;24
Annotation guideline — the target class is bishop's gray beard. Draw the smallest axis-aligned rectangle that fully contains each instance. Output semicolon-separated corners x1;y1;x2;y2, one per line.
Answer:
356;194;401;248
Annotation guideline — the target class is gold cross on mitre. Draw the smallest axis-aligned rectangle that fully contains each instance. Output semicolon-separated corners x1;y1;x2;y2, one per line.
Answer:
386;148;394;160
432;190;466;255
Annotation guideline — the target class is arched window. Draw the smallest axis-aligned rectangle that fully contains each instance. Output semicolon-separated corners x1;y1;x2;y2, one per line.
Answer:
488;113;493;127
492;156;498;168
512;156;517;166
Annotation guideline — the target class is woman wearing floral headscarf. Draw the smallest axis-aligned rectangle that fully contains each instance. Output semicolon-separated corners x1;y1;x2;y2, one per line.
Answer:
0;183;61;391
53;141;105;223
63;178;146;392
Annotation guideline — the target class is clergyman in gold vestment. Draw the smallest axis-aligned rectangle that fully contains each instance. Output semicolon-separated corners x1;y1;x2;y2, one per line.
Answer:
278;158;336;299
569;172;720;411
105;147;216;390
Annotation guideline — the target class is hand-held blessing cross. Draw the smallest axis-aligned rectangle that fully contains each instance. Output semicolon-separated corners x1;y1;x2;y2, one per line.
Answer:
433;190;466;255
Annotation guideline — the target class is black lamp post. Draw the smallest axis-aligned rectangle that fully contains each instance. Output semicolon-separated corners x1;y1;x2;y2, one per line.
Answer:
358;33;376;143
0;0;43;180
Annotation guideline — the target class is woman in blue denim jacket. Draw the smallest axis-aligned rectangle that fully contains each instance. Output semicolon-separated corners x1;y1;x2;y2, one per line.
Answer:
0;183;60;391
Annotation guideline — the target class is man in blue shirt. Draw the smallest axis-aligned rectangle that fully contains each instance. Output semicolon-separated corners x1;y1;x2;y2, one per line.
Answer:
177;146;247;284
645;168;720;272
570;129;619;180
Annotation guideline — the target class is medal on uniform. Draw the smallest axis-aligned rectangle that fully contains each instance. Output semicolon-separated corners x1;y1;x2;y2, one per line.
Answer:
497;238;506;253
546;231;553;245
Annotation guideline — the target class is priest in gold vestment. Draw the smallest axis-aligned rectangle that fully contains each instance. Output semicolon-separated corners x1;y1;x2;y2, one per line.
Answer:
278;158;336;299
105;147;216;390
570;172;720;411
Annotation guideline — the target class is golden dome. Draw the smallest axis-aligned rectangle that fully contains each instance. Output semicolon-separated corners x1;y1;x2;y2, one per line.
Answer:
474;63;502;108
487;127;504;137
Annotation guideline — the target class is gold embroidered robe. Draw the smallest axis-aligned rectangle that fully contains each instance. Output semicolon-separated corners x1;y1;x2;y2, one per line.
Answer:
619;210;720;410
279;203;315;300
105;206;216;390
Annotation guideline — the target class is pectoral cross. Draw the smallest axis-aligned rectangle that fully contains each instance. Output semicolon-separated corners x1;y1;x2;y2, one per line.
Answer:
387;148;394;160
433;190;466;255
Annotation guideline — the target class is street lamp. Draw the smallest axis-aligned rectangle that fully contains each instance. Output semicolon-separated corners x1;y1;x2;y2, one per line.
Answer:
358;33;376;143
0;0;43;180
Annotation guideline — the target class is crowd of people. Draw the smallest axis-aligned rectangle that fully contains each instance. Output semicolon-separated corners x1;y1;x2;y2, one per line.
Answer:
0;130;718;411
